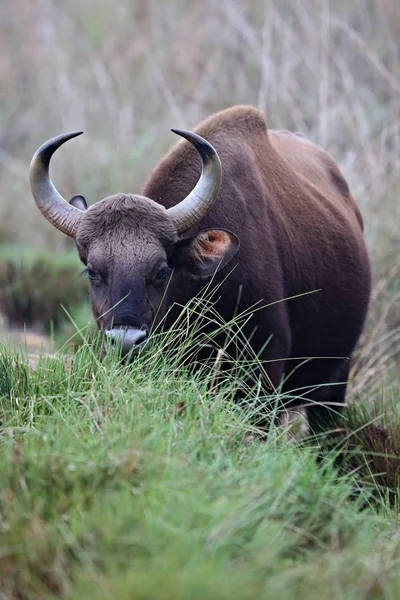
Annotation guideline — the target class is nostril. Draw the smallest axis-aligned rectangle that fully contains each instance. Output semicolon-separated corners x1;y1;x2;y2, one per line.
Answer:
135;328;148;343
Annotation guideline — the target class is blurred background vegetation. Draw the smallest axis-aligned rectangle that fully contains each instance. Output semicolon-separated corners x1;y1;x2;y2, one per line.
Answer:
0;0;399;387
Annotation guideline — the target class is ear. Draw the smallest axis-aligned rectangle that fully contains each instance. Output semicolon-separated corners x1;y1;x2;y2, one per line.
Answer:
69;195;88;211
170;229;240;278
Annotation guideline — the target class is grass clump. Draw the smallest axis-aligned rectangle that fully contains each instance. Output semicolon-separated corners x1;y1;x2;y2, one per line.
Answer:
326;398;400;508
0;336;400;599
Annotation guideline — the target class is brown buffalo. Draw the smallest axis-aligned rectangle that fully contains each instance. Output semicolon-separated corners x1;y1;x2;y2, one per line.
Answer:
29;105;371;432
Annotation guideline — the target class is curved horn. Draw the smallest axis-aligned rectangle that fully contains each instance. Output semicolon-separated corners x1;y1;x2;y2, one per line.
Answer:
167;129;222;234
29;131;84;238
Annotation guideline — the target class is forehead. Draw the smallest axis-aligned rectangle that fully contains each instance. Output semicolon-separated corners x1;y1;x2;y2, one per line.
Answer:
76;194;177;248
83;239;167;275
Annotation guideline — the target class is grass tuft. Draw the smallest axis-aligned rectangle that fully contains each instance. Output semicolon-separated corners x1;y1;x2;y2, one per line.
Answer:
0;328;399;598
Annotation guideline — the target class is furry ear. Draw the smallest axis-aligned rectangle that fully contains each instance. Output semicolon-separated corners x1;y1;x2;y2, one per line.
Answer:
69;195;88;211
171;229;240;278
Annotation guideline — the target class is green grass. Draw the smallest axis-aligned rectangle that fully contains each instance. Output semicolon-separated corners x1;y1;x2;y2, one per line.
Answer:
0;336;399;599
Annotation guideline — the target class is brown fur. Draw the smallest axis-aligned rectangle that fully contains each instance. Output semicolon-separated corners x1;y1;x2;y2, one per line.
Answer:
73;105;371;432
142;106;371;430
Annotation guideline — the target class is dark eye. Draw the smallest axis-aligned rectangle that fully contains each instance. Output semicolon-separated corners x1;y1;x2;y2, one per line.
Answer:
154;266;172;283
83;268;98;281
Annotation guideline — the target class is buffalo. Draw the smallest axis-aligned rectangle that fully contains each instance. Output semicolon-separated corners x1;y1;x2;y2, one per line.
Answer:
29;105;371;433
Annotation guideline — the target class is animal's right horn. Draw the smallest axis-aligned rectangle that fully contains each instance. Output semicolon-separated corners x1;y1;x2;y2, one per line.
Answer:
29;132;84;238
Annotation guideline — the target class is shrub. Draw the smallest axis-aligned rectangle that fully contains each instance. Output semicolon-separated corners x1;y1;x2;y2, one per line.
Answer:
0;245;89;334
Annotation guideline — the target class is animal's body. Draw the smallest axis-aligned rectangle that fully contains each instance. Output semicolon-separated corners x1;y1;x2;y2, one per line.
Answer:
29;105;371;432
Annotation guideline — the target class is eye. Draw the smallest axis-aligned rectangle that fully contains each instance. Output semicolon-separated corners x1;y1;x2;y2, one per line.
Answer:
82;268;99;282
154;266;172;283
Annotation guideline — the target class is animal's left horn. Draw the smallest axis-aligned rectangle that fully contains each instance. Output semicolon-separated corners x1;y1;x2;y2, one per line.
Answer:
167;129;222;234
29;131;84;238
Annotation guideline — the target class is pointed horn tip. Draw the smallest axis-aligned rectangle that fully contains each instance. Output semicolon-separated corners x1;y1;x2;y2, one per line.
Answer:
171;129;218;156
45;130;84;143
171;128;190;138
56;130;84;143
61;130;84;136
30;130;85;168
171;128;205;142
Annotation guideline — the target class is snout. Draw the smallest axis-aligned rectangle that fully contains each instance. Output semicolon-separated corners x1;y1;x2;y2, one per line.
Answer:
105;327;148;357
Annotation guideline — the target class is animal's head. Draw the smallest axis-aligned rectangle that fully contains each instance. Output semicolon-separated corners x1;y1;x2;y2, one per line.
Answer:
29;130;239;355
